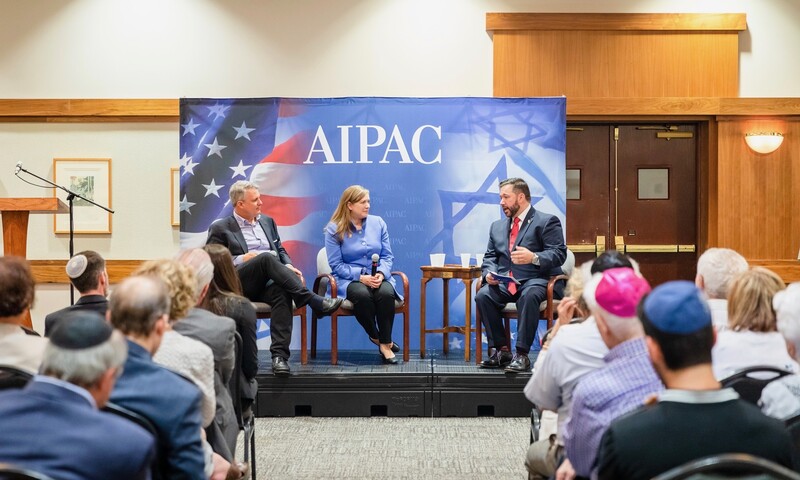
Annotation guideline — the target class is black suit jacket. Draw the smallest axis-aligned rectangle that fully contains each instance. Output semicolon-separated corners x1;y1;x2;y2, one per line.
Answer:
44;294;109;337
206;215;292;265
483;208;566;288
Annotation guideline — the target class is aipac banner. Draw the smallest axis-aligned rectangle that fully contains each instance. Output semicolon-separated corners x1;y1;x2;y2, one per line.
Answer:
179;97;566;354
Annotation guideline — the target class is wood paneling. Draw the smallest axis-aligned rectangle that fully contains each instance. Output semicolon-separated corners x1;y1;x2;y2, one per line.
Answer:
493;30;739;97
715;118;799;259
30;260;144;284
486;13;746;32
566;98;800;117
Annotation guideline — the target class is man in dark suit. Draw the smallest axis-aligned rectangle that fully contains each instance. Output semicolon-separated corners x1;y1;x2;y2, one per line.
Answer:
0;311;154;480
44;250;109;336
476;178;567;373
206;180;342;374
108;275;207;480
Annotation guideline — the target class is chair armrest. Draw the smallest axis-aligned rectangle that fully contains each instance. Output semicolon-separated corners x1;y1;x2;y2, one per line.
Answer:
546;274;569;302
312;273;338;298
391;271;410;300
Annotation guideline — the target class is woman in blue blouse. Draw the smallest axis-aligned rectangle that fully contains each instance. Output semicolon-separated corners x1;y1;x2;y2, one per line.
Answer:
325;185;403;364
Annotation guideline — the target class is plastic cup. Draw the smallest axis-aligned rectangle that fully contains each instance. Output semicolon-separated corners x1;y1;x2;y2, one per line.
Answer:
460;253;471;268
430;253;446;267
476;253;485;266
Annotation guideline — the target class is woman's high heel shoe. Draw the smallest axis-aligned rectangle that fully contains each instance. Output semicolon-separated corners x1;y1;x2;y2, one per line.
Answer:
371;338;401;353
379;346;400;365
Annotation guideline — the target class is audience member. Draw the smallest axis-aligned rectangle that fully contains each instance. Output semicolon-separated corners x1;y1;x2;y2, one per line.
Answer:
695;247;748;332
760;283;800;419
0;311;154;480
108;275;206;479
596;281;795;479
523;250;634;479
202;244;259;408
558;268;660;479
0;256;47;373
135;259;217;428
175;248;239;463
44;250;109;336
712;267;797;379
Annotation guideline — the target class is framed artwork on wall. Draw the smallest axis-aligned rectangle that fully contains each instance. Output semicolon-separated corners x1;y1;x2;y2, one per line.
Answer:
53;158;112;234
170;167;180;227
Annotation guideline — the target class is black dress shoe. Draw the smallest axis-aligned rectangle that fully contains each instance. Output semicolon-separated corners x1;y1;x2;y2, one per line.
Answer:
315;297;344;316
504;354;531;373
370;338;401;353
272;356;290;376
380;352;400;365
480;349;513;369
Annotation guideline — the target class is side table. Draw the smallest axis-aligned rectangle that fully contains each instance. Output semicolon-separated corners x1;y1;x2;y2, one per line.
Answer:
420;264;482;361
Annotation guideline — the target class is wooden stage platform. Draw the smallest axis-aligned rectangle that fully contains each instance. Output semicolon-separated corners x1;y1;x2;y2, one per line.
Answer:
253;349;537;418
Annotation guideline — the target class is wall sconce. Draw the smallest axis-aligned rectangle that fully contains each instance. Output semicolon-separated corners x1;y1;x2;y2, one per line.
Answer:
745;132;784;154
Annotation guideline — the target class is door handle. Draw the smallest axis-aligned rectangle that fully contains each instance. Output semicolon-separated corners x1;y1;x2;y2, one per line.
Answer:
624;244;696;253
566;236;607;257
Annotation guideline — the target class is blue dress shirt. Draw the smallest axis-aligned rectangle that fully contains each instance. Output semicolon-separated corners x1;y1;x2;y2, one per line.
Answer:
324;215;401;300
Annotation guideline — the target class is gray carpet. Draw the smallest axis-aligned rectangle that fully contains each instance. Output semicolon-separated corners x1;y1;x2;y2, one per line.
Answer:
246;417;529;479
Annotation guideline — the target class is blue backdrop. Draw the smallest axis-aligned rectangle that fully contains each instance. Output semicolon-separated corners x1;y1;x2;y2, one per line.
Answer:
179;97;566;354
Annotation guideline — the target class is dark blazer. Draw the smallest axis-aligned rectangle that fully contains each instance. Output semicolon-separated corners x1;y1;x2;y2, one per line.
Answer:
44;294;108;337
110;340;206;480
207;214;292;265
0;379;154;480
483;208;567;287
174;308;238;461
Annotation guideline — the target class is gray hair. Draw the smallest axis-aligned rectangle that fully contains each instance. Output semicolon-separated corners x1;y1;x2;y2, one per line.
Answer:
109;275;171;337
175;248;214;300
697;248;748;299
583;272;645;339
776;283;800;361
229;180;259;205
40;330;127;387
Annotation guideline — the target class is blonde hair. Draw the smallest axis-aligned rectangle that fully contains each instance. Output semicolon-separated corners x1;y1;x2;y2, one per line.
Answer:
133;260;197;321
327;185;369;241
728;267;785;333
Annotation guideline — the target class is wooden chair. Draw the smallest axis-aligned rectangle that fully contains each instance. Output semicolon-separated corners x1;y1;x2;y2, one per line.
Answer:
719;365;793;405
474;249;574;364
251;301;308;364
311;248;410;365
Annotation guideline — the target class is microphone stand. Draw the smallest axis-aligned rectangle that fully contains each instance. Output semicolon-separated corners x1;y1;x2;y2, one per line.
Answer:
16;166;114;305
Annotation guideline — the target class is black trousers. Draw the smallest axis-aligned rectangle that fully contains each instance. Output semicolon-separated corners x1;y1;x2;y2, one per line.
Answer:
475;279;564;353
236;253;314;360
346;281;396;344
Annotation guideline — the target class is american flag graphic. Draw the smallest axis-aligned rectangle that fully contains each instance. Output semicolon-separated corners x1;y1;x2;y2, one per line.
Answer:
179;98;321;274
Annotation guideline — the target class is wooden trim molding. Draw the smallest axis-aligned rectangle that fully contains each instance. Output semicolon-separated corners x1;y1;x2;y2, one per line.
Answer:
566;98;800;117
0;99;179;121
748;260;800;284
30;260;144;284
486;13;747;32
1;98;799;121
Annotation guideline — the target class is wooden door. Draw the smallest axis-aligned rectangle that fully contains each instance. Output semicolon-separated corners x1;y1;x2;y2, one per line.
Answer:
565;124;697;286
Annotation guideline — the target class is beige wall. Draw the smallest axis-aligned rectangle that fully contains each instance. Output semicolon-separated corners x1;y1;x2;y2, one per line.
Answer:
1;0;798;331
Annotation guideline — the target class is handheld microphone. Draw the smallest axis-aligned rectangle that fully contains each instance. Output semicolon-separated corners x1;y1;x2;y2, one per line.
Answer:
15;161;22;174
371;253;379;276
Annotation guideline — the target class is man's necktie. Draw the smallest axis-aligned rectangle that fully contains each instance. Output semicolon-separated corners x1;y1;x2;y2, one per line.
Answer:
508;217;520;295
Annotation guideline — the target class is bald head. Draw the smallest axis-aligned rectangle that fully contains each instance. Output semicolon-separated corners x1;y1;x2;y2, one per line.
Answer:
175;248;214;301
109;275;170;337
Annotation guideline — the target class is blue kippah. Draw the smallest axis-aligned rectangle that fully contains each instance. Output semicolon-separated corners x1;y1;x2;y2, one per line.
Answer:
49;311;112;349
643;280;711;334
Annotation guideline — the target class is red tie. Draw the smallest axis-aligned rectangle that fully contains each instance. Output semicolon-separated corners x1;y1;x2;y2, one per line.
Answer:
508;217;520;295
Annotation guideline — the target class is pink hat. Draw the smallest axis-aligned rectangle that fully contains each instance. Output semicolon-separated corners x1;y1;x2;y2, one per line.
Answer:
593;267;651;318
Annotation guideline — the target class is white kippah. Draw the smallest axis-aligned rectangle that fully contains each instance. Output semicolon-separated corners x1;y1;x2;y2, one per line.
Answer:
66;254;88;279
